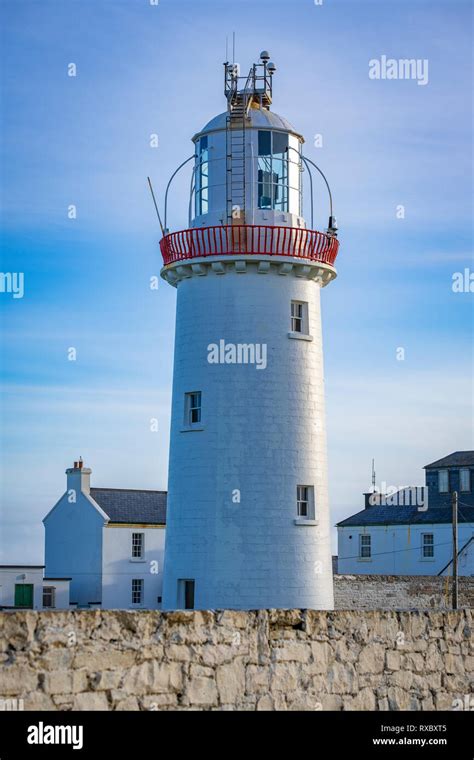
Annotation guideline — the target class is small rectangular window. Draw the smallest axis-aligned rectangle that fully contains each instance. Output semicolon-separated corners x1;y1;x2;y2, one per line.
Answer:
438;470;449;493
422;533;434;558
131;579;144;605
42;587;56;609
460;468;471;492
290;301;308;334
297;485;315;519
359;534;371;558
185;391;202;426
178;579;195;610
291;301;303;332
131;532;144;559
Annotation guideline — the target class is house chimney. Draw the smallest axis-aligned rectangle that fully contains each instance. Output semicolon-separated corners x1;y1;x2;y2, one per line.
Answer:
364;491;381;508
66;459;91;496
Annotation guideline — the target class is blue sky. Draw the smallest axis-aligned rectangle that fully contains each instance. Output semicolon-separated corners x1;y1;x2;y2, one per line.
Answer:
1;0;472;562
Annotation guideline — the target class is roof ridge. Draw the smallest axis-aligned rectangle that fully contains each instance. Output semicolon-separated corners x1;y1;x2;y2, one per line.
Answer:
90;487;167;493
424;450;474;468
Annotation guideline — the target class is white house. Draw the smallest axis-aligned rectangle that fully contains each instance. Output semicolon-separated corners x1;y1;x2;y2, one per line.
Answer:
337;452;474;576
43;461;166;609
0;566;70;610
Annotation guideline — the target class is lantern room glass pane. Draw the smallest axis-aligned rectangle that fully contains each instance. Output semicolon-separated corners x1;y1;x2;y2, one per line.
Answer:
257;131;293;212
195;135;209;216
272;131;288;157
258;130;271;156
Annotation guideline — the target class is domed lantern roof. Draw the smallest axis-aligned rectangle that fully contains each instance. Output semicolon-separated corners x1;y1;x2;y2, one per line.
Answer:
193;107;304;143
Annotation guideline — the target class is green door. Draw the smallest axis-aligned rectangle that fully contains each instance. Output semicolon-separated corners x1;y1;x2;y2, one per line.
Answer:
14;584;34;608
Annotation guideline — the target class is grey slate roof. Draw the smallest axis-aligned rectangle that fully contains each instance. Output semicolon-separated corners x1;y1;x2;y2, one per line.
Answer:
90;488;167;525
424;451;474;469
336;505;474;528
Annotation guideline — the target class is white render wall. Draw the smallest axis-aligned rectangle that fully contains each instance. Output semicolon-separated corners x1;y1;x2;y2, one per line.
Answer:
101;525;165;609
42;579;71;609
0;567;44;609
337;523;474;576
44;489;104;607
162;263;334;610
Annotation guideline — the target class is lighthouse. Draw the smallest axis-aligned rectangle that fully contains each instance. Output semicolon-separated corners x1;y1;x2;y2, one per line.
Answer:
160;52;340;611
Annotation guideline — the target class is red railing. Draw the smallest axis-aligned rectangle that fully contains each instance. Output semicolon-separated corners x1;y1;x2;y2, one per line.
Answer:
159;225;339;267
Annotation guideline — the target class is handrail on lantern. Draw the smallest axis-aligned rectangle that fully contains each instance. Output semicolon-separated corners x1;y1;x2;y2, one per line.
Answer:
159;224;339;268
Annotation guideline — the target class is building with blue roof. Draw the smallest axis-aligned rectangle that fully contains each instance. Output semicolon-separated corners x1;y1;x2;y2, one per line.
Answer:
336;452;474;576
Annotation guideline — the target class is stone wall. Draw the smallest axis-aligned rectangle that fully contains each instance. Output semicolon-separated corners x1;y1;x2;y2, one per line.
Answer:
334;575;474;610
1;609;472;711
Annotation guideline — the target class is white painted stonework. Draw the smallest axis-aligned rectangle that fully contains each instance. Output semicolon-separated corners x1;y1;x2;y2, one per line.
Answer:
161;69;338;610
162;259;335;610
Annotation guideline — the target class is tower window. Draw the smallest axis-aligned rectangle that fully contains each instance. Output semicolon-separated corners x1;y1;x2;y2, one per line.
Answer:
359;534;371;559
131;532;144;559
297;485;315;519
195;135;209;217
290;301;308;334
131;579;144;605
422;533;434;558
460;468;471;492
185;392;202;426
438;469;449;493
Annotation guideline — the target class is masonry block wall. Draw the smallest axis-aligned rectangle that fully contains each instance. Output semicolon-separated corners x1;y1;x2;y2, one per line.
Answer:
0;609;472;711
334;575;474;610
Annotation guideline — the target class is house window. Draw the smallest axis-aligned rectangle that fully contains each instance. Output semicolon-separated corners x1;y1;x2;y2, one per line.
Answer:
422;533;434;558
195;135;209;216
42;587;56;609
297;485;315;519
359;534;371;559
460;468;471;492
131;532;144;559
178;579;195;610
290;301;308;334
131;579;144;605
438;469;449;493
185;392;202;426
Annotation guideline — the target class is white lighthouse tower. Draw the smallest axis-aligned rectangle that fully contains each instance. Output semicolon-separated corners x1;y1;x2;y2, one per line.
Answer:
159;53;340;611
